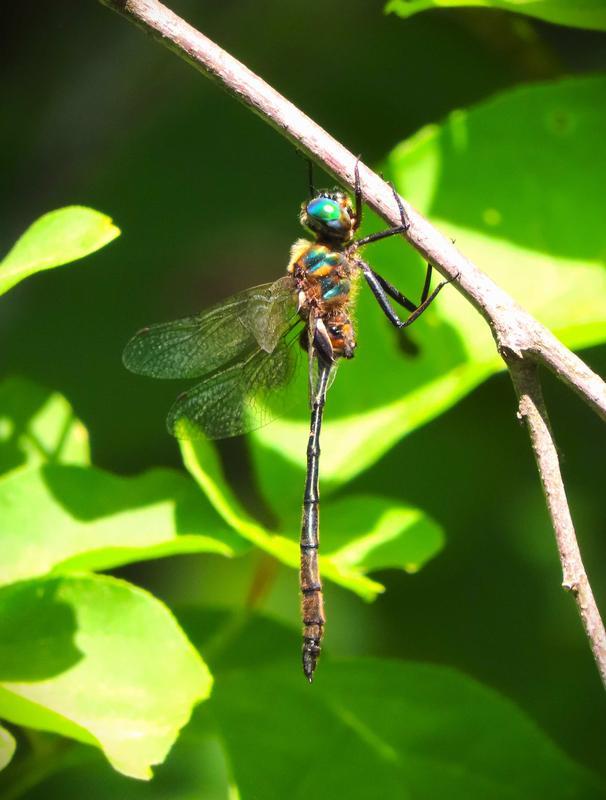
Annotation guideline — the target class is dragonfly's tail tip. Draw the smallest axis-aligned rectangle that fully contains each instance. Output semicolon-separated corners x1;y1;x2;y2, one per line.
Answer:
302;638;320;683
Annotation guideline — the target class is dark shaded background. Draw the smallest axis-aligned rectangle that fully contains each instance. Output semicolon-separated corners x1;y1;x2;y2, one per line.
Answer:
2;0;605;781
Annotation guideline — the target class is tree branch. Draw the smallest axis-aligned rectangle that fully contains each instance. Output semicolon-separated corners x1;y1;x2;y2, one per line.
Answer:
98;0;606;687
99;0;606;421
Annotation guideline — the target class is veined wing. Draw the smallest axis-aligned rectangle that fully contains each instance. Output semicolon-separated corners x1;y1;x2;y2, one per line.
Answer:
167;331;302;440
123;276;297;380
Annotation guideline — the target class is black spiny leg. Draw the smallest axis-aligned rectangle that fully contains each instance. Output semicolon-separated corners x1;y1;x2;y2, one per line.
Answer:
353;157;363;232
373;263;433;313
307;159;316;199
351;180;410;250
355;256;457;330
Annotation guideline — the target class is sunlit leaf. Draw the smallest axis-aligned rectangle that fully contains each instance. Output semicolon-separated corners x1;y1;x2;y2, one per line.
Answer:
0;724;15;772
0;207;119;297
251;74;606;513
385;74;606;357
321;495;444;574
181;437;442;599
180;436;382;600
0;377;89;476
0;575;212;779
386;0;606;31
0;463;248;587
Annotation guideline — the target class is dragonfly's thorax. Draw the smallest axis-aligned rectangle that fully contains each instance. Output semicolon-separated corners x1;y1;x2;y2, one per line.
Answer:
288;239;357;360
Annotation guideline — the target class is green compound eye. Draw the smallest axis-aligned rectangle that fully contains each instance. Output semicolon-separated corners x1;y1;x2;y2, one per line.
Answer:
307;197;341;222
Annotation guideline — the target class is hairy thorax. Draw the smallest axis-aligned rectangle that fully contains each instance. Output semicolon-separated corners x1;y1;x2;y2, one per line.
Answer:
288;239;357;360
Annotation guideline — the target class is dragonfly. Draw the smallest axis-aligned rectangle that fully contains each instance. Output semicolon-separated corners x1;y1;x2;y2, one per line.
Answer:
123;160;454;682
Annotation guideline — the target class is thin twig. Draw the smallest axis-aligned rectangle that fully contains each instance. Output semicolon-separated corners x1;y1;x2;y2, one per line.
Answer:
98;0;606;686
510;359;606;688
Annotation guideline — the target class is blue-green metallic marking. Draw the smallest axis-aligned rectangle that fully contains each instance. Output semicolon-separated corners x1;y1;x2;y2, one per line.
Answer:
305;249;343;274
321;278;350;300
303;247;328;271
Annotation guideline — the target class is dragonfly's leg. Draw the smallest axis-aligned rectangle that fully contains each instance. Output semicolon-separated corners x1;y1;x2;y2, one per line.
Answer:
390;179;411;229
357;259;404;327
419;261;433;304
307;158;316;199
351;224;408;250
353;156;363;232
356;256;457;330
372;263;433;311
372;270;419;313
395;276;456;329
350;180;410;249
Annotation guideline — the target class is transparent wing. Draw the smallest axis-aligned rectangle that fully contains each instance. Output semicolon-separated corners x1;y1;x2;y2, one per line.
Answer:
123;276;297;380
167;332;302;440
310;354;339;401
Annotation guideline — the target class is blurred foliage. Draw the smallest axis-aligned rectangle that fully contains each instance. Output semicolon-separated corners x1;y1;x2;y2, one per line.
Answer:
185;612;606;799
0;207;119;297
386;0;606;31
206;661;603;797
1;1;605;798
0;726;16;773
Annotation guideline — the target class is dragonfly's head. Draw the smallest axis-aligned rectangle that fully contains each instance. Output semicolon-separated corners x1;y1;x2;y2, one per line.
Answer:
301;191;355;243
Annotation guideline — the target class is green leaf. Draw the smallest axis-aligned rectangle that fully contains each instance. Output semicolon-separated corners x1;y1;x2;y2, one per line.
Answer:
181;438;442;599
0;377;89;476
250;74;606;511
0;725;16;772
0;574;211;779
12;612;603;798
320;495;444;575
251;350;490;512
0;463;248;587
386;0;606;31
203;655;605;799
180;437;380;599
0;207;119;297
385;74;606;354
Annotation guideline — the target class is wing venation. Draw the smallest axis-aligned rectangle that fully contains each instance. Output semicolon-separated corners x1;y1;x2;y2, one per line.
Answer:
123;277;297;380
